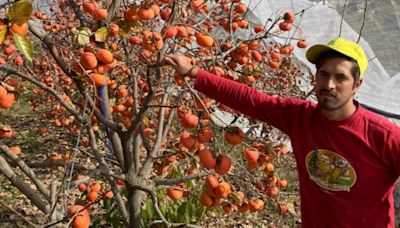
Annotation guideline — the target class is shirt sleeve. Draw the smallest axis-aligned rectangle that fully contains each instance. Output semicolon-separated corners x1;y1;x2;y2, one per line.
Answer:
193;69;310;134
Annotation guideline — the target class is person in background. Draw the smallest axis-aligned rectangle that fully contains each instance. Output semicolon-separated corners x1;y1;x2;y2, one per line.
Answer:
165;37;400;227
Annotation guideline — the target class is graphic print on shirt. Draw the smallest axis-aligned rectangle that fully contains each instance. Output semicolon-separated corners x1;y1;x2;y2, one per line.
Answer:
305;149;357;192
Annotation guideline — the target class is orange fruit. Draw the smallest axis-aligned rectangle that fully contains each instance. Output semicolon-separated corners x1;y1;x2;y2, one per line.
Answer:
105;58;117;69
176;26;188;38
82;2;99;13
181;113;199;128
283;11;295;23
3;44;16;55
150;4;160;15
180;131;198;151
197;127;213;143
231;191;245;205
10;23;28;36
222;203;234;213
251;50;263;62
94;8;108;20
265;186;279;197
199;191;213;207
166;188;184;201
142;31;163;51
248;199;264;212
10;146;21;155
195;33;214;48
78;183;87;192
190;0;204;12
277;202;289;214
108;23;119;37
95;49;114;64
234;4;247;14
88;73;107;86
277;179;288;189
67;205;87;216
0;86;7;99
224;126;244;145
163;25;177;38
205;175;219;190
198;148;216;169
138;8;155;21
265;175;278;186
264;162;275;173
237;202;249;212
254;25;264;33
0;93;15;109
90;182;101;192
72;213;91;228
87;191;98;202
243;148;260;162
80;52;98;70
103;190;114;199
214;154;232;175
214;182;231;198
268;59;280;69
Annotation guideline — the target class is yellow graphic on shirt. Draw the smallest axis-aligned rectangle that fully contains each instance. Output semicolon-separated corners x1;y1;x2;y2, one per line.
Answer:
305;149;357;192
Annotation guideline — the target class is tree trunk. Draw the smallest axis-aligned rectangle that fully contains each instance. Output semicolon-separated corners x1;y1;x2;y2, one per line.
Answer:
127;187;144;228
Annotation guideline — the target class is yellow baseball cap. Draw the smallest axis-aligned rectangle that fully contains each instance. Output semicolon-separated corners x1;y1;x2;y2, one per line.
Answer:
306;37;368;77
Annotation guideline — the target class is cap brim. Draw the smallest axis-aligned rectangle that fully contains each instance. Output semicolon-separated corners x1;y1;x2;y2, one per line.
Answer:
306;44;334;64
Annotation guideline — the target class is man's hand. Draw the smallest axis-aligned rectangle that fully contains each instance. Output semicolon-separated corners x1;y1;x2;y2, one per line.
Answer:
164;54;199;78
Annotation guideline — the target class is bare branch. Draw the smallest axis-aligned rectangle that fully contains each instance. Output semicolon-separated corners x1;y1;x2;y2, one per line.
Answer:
0;199;40;228
0;142;50;201
154;172;211;186
86;123;130;225
106;0;120;22
67;0;91;27
134;185;170;227
0;65;82;123
0;154;49;213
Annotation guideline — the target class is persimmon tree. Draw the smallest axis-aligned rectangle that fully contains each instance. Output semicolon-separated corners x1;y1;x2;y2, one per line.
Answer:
0;0;313;227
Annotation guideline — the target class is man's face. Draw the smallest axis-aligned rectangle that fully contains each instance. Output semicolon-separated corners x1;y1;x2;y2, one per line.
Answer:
315;57;362;111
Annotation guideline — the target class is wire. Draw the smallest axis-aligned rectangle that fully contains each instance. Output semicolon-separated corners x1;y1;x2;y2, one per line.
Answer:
339;0;348;37
357;0;368;43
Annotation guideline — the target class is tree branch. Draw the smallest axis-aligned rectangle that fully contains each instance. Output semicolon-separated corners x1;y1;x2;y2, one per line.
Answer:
0;154;49;213
134;185;170;227
0;142;50;201
0;199;40;228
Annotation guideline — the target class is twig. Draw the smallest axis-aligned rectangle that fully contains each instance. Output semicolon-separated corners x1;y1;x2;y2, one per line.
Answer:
0;200;39;228
338;0;348;37
356;0;368;43
154;172;211;186
150;220;202;228
134;185;171;227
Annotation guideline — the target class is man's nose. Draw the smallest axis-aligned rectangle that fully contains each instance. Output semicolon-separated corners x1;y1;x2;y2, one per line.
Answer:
324;77;336;89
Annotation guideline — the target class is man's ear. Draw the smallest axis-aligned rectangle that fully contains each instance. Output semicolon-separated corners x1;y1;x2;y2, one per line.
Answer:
354;79;363;92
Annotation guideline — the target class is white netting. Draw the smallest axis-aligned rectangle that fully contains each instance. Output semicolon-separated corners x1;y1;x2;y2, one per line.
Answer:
243;0;400;122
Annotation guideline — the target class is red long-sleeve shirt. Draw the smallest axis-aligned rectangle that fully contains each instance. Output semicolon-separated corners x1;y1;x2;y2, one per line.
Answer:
194;69;400;227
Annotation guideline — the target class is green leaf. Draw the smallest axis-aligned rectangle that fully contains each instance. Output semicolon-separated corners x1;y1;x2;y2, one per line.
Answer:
95;26;108;42
13;33;33;63
91;218;102;228
7;0;33;24
185;202;193;221
71;27;92;46
104;198;112;209
146;198;155;219
0;26;8;45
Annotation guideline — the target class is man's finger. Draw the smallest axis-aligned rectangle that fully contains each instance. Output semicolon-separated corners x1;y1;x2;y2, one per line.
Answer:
164;56;177;68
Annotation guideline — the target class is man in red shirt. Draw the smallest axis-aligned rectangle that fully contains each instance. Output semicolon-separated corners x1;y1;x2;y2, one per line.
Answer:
165;37;400;227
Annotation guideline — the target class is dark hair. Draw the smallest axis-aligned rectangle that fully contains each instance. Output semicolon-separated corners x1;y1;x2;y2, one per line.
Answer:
315;50;361;83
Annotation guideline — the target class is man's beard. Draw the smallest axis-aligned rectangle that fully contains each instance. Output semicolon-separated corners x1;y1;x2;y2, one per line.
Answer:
317;89;350;111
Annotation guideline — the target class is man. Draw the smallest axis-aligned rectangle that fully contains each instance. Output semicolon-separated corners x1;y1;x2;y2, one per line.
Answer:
165;37;400;227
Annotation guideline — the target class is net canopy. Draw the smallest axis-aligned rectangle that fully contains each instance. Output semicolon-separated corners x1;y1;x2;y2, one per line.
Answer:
243;0;400;122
